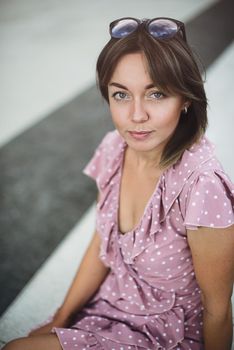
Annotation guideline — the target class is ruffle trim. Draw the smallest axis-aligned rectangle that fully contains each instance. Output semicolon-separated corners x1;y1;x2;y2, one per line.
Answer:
96;269;176;315
53;327;103;350
84;131;234;264
70;301;186;349
182;169;234;230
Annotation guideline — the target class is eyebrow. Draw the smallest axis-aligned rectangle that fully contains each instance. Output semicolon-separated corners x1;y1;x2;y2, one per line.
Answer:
109;82;155;90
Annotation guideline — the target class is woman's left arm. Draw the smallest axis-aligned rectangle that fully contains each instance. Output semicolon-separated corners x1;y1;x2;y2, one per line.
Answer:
187;224;234;350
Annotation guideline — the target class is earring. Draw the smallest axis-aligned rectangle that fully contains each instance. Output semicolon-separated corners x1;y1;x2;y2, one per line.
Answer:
183;106;188;114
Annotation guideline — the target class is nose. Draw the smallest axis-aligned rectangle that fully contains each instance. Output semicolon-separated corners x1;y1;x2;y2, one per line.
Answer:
131;98;149;123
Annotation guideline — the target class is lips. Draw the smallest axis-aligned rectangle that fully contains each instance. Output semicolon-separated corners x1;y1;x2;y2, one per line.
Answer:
128;130;153;140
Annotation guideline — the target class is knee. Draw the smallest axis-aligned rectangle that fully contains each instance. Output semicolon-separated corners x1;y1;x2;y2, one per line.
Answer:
2;338;27;350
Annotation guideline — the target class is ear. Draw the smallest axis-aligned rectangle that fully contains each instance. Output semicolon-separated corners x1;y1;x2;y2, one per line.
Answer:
181;101;191;114
182;101;191;110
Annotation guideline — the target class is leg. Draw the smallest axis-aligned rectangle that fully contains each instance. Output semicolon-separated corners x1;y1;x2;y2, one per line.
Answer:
2;334;62;350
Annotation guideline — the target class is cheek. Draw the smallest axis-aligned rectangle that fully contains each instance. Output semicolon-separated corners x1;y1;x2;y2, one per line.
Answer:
110;104;128;125
112;116;127;130
110;111;123;130
151;103;182;128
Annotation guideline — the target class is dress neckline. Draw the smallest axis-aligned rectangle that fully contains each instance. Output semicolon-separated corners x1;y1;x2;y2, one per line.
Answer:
116;142;167;236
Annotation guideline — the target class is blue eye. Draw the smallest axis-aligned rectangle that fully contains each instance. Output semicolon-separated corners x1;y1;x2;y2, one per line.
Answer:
112;91;129;100
150;91;165;99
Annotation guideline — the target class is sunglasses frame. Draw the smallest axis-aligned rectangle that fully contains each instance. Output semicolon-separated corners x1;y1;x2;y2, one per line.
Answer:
109;17;187;42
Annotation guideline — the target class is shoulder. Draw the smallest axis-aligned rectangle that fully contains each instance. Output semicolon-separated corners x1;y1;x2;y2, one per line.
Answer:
83;129;125;188
94;129;124;158
181;135;233;196
162;135;234;229
104;129;124;146
174;135;231;188
180;137;234;230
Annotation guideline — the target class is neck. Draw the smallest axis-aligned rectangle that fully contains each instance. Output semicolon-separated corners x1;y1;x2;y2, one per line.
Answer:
126;146;164;171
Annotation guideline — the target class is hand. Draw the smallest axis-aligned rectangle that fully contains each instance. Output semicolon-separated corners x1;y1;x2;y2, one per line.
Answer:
28;308;71;337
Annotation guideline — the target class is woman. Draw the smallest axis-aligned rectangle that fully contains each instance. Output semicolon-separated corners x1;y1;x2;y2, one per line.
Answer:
4;17;234;350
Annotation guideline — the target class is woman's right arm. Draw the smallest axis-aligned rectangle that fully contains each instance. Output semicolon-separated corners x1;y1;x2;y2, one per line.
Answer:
30;229;110;335
59;229;110;320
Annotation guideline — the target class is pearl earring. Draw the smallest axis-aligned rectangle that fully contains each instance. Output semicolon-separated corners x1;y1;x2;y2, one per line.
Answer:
183;106;188;114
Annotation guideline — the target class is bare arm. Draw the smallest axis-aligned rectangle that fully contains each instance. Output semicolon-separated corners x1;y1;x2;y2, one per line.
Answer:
30;229;110;335
59;229;110;320
187;224;234;350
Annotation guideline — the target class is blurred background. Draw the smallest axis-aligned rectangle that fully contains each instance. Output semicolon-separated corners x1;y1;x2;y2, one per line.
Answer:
0;0;233;345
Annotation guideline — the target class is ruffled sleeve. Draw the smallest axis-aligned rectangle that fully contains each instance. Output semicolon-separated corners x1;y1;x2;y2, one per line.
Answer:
183;170;234;230
83;133;109;183
83;130;125;191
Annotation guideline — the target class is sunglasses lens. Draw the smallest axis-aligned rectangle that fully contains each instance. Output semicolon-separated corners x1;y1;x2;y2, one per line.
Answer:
148;19;178;39
111;19;138;38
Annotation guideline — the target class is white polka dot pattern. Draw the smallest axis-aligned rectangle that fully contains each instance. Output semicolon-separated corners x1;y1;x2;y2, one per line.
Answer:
52;131;234;350
183;170;234;230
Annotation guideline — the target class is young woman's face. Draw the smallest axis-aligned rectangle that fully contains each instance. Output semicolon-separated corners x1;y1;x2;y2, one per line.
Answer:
108;52;187;156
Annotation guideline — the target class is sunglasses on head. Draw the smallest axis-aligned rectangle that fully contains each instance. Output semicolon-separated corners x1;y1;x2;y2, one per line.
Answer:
109;17;187;42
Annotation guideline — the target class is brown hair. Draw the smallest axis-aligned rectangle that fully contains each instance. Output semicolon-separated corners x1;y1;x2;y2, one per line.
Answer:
96;21;208;168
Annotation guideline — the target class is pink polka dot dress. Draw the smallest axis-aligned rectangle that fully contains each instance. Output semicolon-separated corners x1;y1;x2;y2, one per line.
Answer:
53;130;234;349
